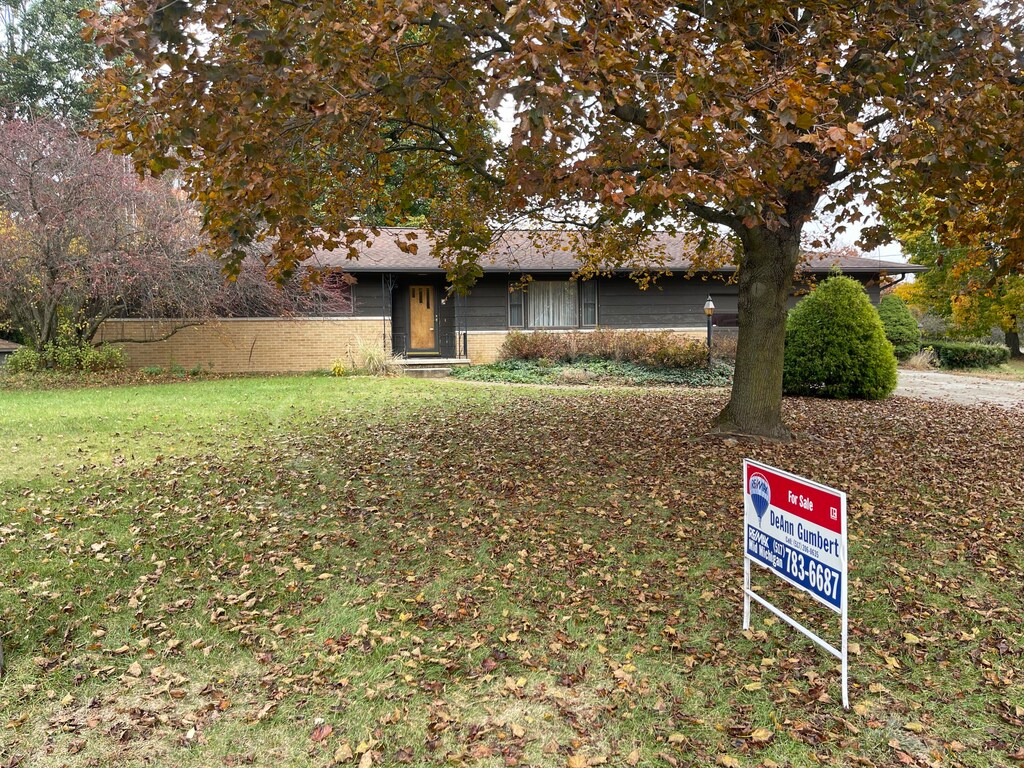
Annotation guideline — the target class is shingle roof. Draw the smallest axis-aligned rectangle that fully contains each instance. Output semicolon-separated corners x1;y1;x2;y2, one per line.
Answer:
309;228;926;275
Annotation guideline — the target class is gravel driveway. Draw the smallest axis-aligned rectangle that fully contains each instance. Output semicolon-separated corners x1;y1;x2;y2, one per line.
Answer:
896;369;1024;408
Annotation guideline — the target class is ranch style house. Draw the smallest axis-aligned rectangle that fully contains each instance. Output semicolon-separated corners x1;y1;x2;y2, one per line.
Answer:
96;229;926;373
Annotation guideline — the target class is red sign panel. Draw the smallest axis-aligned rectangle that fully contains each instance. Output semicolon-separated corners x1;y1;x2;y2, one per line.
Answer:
744;462;843;534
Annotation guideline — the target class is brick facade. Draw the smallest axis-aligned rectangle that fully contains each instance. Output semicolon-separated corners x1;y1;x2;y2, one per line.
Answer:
96;318;390;373
466;328;709;365
464;331;511;364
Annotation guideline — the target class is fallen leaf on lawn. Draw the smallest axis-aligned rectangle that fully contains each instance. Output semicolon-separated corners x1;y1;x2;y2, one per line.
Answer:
716;755;741;767
743;681;762;691
334;743;354;763
903;721;926;733
750;727;774;743
903;633;922;645
626;749;641;766
311;723;334;742
567;755;588;768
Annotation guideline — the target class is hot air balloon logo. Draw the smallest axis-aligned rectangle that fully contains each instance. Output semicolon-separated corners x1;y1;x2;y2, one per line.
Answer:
748;472;771;526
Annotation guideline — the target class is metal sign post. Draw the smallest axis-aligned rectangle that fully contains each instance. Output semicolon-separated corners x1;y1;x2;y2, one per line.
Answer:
742;459;849;709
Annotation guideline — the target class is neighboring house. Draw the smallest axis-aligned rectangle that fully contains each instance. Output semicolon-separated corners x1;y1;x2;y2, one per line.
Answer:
0;339;20;366
97;229;926;372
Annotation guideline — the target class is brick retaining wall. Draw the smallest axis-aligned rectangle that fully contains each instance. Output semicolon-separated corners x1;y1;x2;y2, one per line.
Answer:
96;318;391;373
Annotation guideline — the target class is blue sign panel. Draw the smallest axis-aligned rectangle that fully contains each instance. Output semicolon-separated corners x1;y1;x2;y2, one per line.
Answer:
745;526;843;609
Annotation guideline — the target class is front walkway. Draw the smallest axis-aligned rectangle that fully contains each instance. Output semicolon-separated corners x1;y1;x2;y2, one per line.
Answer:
896;369;1024;408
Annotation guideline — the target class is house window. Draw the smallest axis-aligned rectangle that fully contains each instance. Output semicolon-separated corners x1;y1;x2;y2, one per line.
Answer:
580;280;598;327
508;287;524;327
509;279;600;329
528;281;579;328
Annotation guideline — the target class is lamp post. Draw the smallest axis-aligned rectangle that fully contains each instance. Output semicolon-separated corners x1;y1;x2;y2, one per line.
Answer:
703;295;715;368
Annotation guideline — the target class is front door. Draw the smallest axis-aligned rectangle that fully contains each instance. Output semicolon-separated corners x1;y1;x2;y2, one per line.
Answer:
408;285;438;353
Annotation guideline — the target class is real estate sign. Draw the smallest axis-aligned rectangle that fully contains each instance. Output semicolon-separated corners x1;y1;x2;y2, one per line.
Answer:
742;459;850;708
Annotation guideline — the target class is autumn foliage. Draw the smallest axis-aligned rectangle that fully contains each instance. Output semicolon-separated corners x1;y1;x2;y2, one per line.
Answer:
499;329;709;369
0;119;353;349
86;0;1024;436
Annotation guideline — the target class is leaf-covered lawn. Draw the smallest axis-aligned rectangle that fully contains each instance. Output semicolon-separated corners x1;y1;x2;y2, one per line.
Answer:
1;377;1022;767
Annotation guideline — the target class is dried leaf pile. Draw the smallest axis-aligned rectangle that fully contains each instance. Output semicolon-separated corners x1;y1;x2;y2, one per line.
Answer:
1;380;1022;767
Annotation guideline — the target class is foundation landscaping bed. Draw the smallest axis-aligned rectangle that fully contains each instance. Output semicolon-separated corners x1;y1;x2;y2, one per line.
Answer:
2;375;1023;767
450;357;734;387
453;329;735;387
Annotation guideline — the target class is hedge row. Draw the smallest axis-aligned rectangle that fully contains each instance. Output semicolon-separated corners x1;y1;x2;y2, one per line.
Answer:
499;329;710;369
927;340;1010;369
6;341;125;373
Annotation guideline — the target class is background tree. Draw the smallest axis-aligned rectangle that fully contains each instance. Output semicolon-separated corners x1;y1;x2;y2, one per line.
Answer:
887;197;1023;356
89;0;1024;437
0;119;350;350
0;0;103;122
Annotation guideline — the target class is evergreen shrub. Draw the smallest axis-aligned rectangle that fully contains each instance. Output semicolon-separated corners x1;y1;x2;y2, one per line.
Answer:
878;295;921;360
783;275;897;399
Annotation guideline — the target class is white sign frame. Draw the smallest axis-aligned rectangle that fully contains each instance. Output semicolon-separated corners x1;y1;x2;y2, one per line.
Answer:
742;459;849;709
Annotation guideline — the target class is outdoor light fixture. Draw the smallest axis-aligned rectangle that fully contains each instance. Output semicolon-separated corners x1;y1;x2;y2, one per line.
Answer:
703;296;715;368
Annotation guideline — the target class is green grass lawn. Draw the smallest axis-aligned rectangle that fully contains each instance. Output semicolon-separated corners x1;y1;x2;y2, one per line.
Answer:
915;358;1024;381
961;358;1024;380
1;376;1022;767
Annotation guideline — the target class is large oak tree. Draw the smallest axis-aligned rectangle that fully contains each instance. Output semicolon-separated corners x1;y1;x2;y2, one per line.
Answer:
89;0;1024;437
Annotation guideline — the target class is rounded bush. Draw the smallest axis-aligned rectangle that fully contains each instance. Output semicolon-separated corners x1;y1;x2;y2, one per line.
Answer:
783;275;897;400
878;295;921;360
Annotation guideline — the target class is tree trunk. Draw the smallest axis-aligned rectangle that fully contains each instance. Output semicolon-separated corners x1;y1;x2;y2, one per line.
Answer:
714;226;801;439
1007;315;1022;359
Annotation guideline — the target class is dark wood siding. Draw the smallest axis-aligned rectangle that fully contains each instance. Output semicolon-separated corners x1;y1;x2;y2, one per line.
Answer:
463;277;514;331
597;276;737;328
462;274;739;331
349;270;884;332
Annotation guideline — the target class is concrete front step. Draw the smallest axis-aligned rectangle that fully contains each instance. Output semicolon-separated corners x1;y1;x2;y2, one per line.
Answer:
400;357;470;366
403;367;454;379
399;357;470;378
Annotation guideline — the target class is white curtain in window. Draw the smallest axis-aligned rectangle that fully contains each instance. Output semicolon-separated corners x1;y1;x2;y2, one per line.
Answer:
528;281;578;328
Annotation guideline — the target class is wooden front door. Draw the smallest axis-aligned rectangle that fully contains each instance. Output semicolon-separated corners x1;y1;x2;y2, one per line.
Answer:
408;285;437;352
